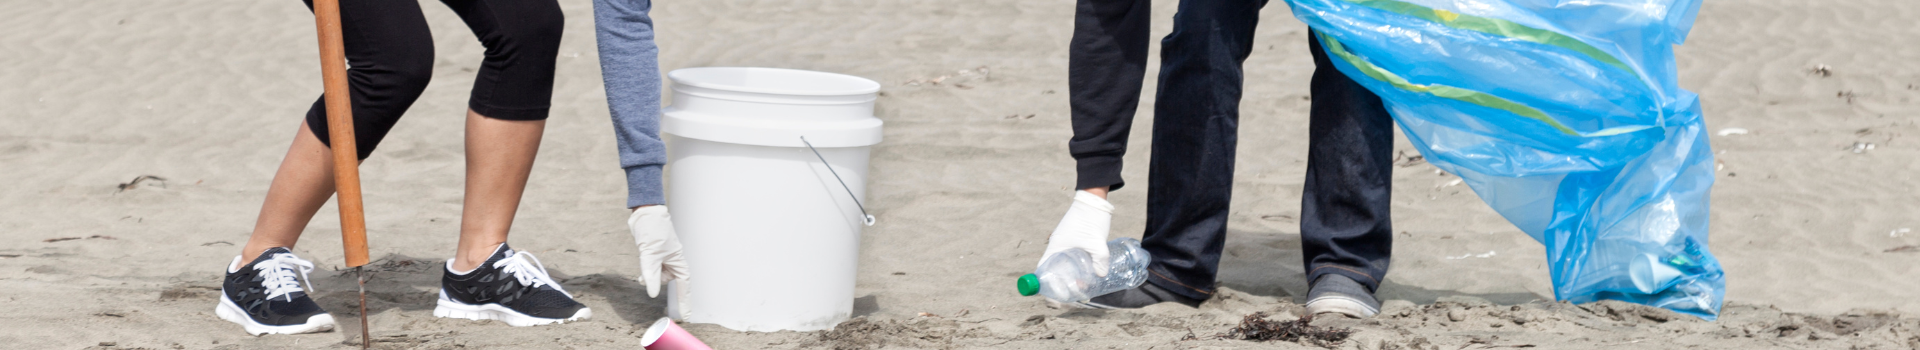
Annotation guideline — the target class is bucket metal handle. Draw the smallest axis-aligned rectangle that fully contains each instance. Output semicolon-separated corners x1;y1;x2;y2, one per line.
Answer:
800;136;876;226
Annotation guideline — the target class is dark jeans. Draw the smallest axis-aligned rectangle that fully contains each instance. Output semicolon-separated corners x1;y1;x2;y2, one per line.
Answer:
1067;0;1395;300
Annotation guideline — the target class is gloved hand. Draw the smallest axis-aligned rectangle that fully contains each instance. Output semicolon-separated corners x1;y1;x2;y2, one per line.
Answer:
1041;190;1115;277
629;206;690;304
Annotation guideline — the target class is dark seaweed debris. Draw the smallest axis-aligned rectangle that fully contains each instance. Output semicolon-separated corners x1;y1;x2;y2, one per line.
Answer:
1223;312;1353;347
116;175;167;193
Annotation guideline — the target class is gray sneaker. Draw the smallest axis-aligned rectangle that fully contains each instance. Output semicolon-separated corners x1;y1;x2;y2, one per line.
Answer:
1305;274;1379;318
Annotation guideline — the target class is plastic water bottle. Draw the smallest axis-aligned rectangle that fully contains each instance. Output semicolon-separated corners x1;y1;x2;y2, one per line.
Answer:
1016;238;1152;304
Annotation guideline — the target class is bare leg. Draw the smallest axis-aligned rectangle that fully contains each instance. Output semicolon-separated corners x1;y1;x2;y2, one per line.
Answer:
238;122;344;263
451;109;546;271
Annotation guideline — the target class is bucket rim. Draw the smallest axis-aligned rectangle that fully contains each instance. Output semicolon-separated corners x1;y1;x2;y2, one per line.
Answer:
669;67;881;96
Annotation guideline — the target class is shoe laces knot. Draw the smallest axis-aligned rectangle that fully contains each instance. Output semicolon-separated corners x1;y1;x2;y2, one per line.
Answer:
493;250;572;298
253;253;316;302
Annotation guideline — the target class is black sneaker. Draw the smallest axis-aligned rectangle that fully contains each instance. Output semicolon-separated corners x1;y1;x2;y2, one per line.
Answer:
215;247;335;335
1305;274;1380;318
435;244;590;326
1082;282;1206;309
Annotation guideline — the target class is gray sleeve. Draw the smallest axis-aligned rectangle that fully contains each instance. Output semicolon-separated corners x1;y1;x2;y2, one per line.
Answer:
593;0;665;208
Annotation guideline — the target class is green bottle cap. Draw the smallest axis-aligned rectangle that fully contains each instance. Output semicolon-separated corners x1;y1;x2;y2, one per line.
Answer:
1017;274;1040;296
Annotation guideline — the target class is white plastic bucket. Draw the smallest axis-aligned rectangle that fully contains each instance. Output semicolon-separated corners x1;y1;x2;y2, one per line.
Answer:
661;67;882;332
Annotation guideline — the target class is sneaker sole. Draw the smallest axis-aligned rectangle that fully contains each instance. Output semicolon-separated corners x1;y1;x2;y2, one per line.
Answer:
215;292;335;335
1306;295;1380;318
433;291;591;327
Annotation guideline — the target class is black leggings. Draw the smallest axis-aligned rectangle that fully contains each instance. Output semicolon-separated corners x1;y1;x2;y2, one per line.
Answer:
301;0;563;159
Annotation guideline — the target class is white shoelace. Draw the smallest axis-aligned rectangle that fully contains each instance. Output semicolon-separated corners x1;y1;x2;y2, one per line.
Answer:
253;253;316;302
493;250;572;298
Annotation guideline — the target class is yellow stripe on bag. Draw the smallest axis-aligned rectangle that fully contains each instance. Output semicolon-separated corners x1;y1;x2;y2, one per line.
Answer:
1341;0;1638;78
1316;32;1581;136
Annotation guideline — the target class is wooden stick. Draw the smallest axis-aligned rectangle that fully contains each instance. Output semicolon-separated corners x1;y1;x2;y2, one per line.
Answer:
311;0;371;348
311;0;368;269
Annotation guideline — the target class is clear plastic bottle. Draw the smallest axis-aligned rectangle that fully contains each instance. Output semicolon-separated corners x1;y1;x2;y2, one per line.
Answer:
1626;236;1720;314
1629;236;1713;293
1016;238;1152;304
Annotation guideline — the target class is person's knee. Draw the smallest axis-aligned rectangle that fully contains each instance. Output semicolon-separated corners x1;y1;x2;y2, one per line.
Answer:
1166;1;1260;38
530;7;565;50
392;53;434;98
506;2;566;56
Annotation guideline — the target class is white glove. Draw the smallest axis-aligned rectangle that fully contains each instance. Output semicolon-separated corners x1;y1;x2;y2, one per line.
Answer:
629;206;690;299
1042;190;1114;277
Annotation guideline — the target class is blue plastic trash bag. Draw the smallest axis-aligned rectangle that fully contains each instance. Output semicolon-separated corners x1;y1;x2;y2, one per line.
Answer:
1284;0;1723;319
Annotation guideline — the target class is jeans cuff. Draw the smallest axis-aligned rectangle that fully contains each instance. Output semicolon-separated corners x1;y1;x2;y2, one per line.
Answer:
1307;264;1382;293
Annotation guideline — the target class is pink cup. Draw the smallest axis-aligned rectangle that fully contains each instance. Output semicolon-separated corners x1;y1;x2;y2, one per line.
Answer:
642;317;713;350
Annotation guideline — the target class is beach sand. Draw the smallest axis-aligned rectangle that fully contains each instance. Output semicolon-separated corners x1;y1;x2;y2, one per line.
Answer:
1;0;1916;349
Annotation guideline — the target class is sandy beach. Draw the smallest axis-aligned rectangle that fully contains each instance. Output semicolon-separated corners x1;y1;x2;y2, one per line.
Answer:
2;0;1917;349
